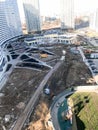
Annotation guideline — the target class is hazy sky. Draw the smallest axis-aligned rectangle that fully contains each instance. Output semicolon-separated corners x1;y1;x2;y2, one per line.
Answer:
75;0;98;14
39;0;98;16
17;0;98;21
39;0;60;16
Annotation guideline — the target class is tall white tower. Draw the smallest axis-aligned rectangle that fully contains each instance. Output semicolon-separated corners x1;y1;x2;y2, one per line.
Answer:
95;9;98;32
90;9;98;32
60;0;75;30
23;0;41;33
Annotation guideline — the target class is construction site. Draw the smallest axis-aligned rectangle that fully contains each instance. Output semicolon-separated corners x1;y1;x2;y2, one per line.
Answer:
25;45;95;130
0;32;96;130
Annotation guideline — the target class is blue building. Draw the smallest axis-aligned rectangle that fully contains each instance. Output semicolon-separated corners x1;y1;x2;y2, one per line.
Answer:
0;0;22;45
23;0;41;33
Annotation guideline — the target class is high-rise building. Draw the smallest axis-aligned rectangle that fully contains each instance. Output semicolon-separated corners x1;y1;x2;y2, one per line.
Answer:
90;12;96;31
23;0;41;33
95;9;98;32
90;9;98;32
0;0;22;45
60;0;75;30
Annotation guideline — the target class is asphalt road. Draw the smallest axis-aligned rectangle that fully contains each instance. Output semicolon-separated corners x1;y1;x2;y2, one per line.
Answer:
51;90;73;130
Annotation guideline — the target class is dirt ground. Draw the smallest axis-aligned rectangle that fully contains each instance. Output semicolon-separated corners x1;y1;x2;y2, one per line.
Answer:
25;45;95;130
0;41;95;130
0;69;47;129
0;44;65;130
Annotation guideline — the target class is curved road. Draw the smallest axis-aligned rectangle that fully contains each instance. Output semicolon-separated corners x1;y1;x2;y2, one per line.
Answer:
13;60;63;130
50;90;74;130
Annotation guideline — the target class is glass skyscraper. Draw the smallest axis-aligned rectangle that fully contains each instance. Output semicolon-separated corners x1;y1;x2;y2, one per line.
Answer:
0;0;22;45
23;0;41;33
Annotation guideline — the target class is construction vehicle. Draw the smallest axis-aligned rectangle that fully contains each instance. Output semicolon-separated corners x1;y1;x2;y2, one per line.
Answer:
40;53;48;58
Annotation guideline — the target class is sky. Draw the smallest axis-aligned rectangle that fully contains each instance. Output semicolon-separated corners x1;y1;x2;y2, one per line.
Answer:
75;0;98;14
39;0;60;16
17;0;98;22
39;0;98;16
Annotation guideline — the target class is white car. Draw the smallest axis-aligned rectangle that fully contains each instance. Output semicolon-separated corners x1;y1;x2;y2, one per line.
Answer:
93;69;98;73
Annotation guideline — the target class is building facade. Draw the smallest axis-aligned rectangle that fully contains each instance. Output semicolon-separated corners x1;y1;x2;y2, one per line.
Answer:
60;0;75;30
23;0;41;33
0;0;22;45
95;9;98;32
90;9;98;32
90;12;96;31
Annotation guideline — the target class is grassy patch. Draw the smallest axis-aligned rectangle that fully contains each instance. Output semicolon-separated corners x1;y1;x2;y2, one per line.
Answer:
70;92;98;130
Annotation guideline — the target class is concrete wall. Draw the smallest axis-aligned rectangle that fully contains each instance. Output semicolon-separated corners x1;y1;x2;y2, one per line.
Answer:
75;85;98;91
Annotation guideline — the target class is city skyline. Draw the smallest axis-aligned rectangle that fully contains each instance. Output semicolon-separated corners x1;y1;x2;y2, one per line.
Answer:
17;0;98;22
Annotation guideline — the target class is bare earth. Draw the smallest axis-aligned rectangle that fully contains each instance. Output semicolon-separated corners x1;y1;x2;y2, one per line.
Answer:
0;44;95;130
25;45;95;130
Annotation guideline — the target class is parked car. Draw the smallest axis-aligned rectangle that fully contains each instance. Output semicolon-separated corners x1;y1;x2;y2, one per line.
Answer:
89;62;95;66
91;66;96;70
93;69;98;73
88;59;93;62
90;65;96;67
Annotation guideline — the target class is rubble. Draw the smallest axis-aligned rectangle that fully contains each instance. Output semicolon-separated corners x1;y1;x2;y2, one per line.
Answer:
16;102;25;109
4;115;11;123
